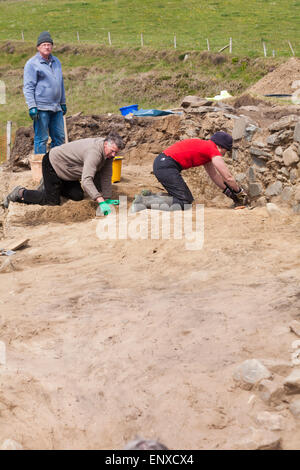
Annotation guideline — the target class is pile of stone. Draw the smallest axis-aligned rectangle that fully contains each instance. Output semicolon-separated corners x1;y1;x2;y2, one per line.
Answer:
8;95;300;213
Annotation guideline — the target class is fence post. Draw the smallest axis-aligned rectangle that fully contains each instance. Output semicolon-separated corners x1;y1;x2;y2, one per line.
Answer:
262;41;267;57
288;40;295;56
6;121;12;163
77;31;80;42
174;34;176;49
108;32;112;46
229;37;232;53
206;38;210;51
21;31;24;41
141;33;144;47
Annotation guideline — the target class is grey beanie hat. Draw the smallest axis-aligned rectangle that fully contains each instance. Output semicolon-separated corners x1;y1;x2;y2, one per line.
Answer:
37;31;53;47
210;131;233;151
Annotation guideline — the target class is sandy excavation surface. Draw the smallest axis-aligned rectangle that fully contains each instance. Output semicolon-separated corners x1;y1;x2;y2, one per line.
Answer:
0;162;299;451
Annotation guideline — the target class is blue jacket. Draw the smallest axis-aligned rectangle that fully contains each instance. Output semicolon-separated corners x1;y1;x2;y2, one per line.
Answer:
23;53;66;111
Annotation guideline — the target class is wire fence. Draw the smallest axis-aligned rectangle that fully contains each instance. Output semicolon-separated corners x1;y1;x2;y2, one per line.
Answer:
2;32;299;57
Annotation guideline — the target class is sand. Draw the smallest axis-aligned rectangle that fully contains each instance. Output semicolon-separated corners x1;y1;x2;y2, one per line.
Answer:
0;162;299;449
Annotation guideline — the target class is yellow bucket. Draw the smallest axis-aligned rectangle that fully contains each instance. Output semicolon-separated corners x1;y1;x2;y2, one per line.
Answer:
112;156;123;183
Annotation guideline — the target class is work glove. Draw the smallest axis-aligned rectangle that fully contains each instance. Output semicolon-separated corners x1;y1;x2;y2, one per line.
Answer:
61;104;67;115
97;201;112;216
29;107;38;121
105;199;120;205
223;183;249;206
233;187;249;206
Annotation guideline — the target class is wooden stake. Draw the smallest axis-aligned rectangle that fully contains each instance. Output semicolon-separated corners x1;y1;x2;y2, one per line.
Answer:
174;34;176;49
206;38;210;51
262;41;267;57
272;50;275;57
6;121;12;163
108;32;112;46
288;40;295;56
77;31;80;42
218;44;229;53
21;31;24;41
229;37;232;53
63;116;69;144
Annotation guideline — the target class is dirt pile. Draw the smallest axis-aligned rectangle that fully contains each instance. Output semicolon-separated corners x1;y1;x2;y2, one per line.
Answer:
247;58;300;96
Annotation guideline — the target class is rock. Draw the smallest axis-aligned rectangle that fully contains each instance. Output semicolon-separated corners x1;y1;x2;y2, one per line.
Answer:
290;168;299;184
248;166;256;182
292;80;300;90
283;369;300;394
232;117;247;140
281;186;294;202
232;149;239;161
294;122;300;143
294;185;300;202
258;378;285;406
256;196;267;207
280;167;290;177
239;105;260;112
267;130;293;146
290;320;300;337
275;146;283;156
1;439;23;450
231;429;281;450
245;124;259;142
255;411;284;431
180;96;212;108
268;115;299;132
293;203;300;214
233;359;272;390
250;147;272;158
190;106;220;113
289;399;300;418
251;156;266;168
265;181;283;197
283;146;300;166
266;203;282;216
235;173;247;184
259;358;293;376
252;140;265;148
248;182;263;198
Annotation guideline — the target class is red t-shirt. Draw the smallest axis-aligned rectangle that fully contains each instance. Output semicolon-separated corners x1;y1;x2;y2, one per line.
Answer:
163;139;221;169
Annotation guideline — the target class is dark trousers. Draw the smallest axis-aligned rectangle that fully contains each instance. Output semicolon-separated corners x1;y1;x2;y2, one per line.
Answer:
23;152;84;206
153;153;194;208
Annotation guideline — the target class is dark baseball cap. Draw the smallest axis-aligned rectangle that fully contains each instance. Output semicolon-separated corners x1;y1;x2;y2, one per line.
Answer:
210;132;233;151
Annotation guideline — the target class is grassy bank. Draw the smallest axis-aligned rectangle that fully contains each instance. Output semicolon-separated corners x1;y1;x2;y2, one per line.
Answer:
0;0;299;57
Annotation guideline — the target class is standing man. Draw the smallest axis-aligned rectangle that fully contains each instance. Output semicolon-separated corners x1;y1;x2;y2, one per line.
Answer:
3;132;124;217
23;31;66;154
132;132;248;211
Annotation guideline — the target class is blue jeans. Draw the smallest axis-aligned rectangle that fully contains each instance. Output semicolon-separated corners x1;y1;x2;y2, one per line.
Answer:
33;110;65;154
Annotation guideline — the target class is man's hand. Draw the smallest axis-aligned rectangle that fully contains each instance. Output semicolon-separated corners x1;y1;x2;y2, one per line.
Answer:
29;107;38;121
233;187;249;206
223;182;249;206
97;201;112;216
61;104;67;115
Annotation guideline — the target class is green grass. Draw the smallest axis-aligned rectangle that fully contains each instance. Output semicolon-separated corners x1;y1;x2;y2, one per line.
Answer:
0;0;299;56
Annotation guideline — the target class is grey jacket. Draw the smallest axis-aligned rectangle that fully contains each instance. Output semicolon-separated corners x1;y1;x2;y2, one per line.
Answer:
23;53;66;111
49;138;112;200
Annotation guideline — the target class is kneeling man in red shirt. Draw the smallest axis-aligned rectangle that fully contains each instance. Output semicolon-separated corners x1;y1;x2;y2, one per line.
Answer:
132;132;248;211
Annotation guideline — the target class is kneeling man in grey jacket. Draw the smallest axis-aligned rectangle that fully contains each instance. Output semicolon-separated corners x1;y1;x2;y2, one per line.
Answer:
3;132;124;217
